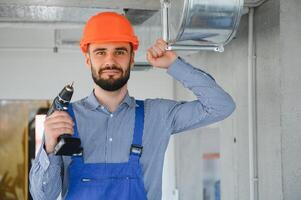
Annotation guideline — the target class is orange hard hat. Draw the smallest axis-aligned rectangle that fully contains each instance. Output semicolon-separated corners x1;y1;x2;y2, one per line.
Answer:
80;12;139;53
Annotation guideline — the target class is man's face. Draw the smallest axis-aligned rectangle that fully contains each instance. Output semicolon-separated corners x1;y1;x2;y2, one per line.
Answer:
86;42;134;91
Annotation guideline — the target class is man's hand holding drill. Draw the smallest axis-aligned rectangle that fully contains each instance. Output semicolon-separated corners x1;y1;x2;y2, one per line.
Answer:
44;111;74;154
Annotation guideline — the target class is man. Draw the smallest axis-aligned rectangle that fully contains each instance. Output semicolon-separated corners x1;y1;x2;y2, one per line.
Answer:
29;12;235;200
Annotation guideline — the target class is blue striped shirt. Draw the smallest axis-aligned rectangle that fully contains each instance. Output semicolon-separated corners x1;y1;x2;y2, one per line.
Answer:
29;58;235;200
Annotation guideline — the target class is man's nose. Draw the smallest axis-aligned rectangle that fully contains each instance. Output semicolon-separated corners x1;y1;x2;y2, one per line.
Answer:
103;52;116;65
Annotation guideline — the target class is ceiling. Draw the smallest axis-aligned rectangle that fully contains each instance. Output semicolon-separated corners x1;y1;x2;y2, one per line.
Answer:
0;0;267;27
0;0;265;9
0;0;161;10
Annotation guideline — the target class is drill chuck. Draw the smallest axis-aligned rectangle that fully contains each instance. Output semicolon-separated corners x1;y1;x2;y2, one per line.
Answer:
47;83;74;115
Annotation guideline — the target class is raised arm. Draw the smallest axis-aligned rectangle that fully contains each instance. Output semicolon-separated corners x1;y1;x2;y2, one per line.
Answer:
147;39;235;134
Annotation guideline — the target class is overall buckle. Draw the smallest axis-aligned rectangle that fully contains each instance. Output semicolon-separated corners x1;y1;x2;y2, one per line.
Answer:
130;144;143;156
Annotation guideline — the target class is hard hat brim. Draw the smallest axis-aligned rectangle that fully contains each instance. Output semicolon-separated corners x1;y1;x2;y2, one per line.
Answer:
80;37;139;53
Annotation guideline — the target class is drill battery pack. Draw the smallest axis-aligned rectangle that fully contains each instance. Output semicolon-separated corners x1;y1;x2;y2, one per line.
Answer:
54;134;83;156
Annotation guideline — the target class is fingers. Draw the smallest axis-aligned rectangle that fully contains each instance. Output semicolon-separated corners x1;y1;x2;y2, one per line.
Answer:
47;125;74;135
147;39;168;59
44;111;74;137
146;51;154;63
146;38;178;69
46;111;74;126
44;111;74;153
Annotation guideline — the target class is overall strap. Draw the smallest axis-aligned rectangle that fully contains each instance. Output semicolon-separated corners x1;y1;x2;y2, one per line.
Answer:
67;103;82;160
67;103;79;138
129;100;145;162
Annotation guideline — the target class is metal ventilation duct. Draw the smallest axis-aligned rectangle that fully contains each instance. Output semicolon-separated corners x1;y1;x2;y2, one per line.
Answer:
0;0;161;10
162;0;244;52
244;0;268;7
0;5;107;26
0;4;158;28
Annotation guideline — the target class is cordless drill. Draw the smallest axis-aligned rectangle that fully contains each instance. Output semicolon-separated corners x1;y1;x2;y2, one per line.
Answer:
47;83;82;156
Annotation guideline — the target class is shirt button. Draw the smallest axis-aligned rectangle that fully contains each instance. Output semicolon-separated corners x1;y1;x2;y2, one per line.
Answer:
43;182;46;185
110;114;113;118
109;138;113;142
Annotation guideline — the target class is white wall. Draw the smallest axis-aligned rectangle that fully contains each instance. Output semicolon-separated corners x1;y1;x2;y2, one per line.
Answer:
280;0;301;199
174;0;301;200
255;1;283;199
0;21;163;101
172;10;249;198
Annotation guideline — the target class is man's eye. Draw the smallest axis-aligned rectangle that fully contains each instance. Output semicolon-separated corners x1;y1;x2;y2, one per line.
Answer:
115;50;126;55
96;51;105;55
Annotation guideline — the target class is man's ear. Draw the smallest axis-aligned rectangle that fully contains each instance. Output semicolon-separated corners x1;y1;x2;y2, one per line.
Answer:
84;52;91;69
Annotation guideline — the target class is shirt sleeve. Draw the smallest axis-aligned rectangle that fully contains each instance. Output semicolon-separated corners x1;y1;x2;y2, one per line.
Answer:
165;57;236;134
29;141;63;200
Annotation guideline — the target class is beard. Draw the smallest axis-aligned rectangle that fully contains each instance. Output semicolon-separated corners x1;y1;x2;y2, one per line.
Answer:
91;63;131;92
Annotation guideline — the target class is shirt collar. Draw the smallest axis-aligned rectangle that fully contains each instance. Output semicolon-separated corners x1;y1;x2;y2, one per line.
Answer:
122;92;136;108
84;90;136;111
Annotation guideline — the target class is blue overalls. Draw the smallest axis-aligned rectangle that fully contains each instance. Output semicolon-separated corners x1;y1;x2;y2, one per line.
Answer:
65;100;147;200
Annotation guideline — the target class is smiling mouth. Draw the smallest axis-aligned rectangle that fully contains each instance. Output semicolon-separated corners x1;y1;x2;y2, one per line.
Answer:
101;69;122;74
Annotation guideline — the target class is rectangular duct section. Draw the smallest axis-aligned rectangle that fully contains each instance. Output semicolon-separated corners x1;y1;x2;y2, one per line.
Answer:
0;4;158;27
